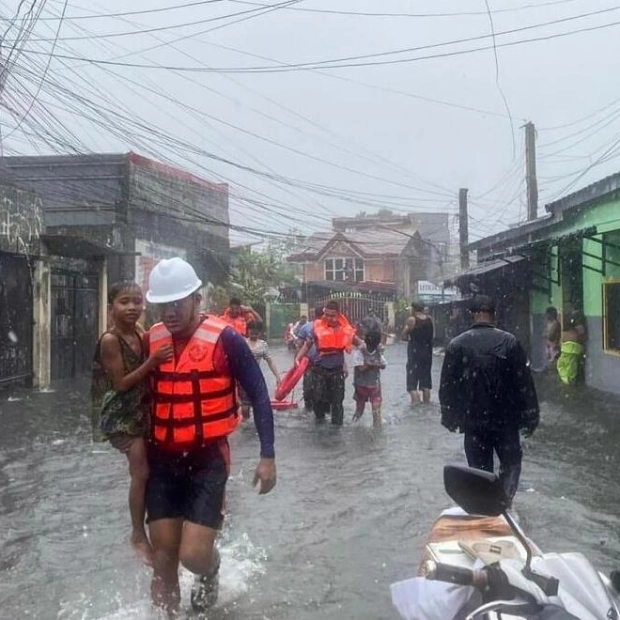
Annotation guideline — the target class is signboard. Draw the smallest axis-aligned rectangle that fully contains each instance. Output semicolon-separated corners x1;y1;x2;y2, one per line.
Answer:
416;280;458;304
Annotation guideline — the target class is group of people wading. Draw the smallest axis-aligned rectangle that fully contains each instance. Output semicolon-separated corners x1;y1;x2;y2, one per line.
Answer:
92;256;541;615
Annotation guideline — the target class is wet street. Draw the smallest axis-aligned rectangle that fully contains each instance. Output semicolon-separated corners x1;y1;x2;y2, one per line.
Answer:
1;342;620;620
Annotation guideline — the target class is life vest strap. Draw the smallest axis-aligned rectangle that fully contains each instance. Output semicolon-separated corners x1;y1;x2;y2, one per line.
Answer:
154;407;237;428
153;385;235;404
318;346;342;354
154;369;223;381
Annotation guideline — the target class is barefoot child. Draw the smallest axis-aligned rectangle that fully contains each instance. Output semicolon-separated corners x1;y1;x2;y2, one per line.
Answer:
352;330;386;427
91;281;173;564
240;320;281;419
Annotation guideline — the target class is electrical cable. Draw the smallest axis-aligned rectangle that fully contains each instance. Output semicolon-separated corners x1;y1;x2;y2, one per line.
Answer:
16;6;620;73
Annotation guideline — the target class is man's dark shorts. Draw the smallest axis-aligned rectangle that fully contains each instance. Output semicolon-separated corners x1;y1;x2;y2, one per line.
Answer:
146;438;230;530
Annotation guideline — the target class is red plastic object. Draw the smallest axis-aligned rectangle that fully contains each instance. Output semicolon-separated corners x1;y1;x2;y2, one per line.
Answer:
271;400;299;411
274;357;309;401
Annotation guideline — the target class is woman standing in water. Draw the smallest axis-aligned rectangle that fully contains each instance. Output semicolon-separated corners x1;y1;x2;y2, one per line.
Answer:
402;301;434;405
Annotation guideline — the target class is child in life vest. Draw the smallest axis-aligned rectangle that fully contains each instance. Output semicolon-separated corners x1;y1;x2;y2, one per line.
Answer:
352;330;387;427
240;320;281;419
91;281;173;564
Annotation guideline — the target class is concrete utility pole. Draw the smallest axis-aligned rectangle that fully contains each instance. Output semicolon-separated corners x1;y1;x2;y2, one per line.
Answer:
525;121;538;221
459;187;469;270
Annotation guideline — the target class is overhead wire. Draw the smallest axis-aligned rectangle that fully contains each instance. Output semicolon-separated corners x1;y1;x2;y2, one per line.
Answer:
29;1;458;208
14;0;306;43
228;0;589;19
4;0;67;140
16;6;620;73
482;0;516;157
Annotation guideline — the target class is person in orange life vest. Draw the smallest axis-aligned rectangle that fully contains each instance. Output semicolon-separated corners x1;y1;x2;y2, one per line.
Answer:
295;300;361;426
220;297;262;336
144;258;276;616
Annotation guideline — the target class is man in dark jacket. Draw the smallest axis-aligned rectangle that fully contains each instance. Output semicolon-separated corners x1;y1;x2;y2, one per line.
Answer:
439;296;539;501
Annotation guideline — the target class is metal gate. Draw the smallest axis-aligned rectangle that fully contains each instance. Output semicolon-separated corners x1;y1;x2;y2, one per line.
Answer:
0;254;33;386
311;292;391;326
51;270;99;380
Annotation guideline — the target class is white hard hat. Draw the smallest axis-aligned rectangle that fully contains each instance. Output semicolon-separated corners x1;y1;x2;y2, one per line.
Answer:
146;257;203;304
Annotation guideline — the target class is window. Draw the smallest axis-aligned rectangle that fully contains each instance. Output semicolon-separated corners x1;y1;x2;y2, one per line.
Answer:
325;258;364;282
604;281;620;352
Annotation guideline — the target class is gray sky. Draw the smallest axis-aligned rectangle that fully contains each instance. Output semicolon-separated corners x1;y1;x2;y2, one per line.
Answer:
3;0;620;245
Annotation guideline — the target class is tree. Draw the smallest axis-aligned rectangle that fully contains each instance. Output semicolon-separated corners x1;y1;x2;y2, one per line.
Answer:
230;246;280;306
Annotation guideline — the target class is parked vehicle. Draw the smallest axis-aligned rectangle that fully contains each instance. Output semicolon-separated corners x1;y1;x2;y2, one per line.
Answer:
391;465;620;620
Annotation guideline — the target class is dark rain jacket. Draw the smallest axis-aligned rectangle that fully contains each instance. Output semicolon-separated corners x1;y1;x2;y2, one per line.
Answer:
439;323;539;433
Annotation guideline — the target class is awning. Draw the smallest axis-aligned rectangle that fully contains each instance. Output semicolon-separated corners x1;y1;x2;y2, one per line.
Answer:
444;255;526;287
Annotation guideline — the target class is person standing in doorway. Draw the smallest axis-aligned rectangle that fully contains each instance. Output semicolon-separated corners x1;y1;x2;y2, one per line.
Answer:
220;297;262;336
557;307;587;385
438;295;539;502
144;258;276;616
295;300;356;425
402;301;434;405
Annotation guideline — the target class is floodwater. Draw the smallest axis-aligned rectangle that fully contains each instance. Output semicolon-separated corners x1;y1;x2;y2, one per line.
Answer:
1;343;619;619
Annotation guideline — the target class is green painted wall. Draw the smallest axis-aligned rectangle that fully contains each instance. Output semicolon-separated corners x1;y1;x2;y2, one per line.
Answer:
528;198;620;319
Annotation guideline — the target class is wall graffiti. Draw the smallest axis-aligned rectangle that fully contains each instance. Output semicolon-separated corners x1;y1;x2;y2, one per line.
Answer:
0;188;44;254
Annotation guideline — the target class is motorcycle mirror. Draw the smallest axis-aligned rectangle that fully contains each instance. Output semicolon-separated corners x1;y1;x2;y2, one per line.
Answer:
443;465;510;516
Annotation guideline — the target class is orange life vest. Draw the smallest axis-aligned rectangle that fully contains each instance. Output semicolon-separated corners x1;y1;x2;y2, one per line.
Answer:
314;315;355;356
149;318;240;447
220;309;249;336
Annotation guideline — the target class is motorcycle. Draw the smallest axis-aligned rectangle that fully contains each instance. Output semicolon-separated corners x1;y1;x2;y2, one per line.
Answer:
390;465;620;620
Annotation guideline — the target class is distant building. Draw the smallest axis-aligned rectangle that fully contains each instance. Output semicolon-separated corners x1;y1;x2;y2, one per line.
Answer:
287;213;450;326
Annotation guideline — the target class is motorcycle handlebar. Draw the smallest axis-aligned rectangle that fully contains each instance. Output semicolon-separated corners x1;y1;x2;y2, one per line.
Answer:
423;561;488;588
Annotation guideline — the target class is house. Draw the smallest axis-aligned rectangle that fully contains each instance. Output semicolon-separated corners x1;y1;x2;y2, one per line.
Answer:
1;152;230;384
287;214;448;325
451;171;620;395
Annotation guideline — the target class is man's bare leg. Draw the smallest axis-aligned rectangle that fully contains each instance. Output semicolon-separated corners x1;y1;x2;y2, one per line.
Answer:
409;390;421;406
179;522;219;575
149;518;183;617
422;388;431;404
126;438;152;565
181;523;221;611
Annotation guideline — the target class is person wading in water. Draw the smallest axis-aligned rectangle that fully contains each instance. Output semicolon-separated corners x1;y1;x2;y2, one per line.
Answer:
402;301;434;405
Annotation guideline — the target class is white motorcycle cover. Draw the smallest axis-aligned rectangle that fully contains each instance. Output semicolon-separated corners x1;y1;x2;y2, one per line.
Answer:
390;577;476;620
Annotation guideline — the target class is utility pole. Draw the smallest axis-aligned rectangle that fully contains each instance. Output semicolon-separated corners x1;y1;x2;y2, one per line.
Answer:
459;188;469;270
525;121;538;221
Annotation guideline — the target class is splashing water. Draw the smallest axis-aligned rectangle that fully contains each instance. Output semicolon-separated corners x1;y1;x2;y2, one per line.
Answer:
60;533;266;620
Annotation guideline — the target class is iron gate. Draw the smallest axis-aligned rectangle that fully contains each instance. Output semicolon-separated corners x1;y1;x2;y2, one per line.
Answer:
51;270;99;380
311;292;391;326
0;254;33;386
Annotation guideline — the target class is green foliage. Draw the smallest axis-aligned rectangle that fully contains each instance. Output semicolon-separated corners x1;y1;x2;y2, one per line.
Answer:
394;297;411;332
225;233;303;306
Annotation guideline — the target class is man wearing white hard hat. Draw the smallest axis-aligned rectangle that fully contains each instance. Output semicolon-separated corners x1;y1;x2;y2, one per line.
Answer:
143;257;276;615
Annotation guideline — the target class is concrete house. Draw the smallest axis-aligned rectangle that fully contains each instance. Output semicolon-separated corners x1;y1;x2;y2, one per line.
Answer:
1;152;230;385
456;171;620;395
